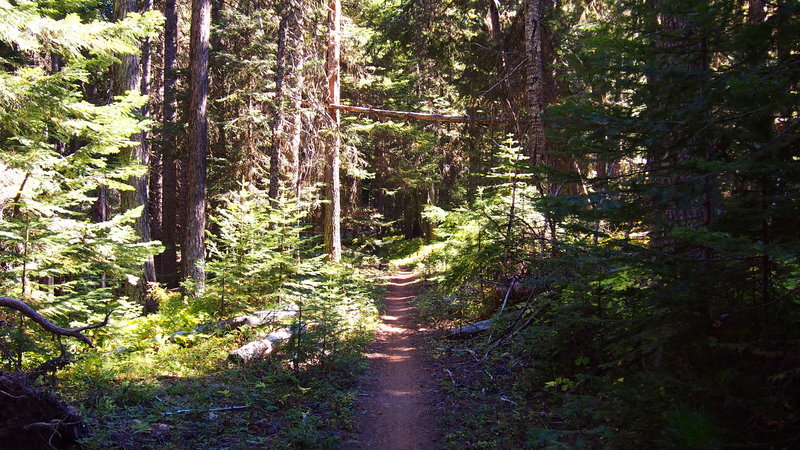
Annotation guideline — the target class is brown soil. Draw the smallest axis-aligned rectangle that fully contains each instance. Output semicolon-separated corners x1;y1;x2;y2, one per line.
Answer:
345;271;439;449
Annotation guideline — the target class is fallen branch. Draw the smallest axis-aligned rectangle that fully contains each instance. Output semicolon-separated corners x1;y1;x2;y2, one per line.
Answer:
482;314;536;360
0;297;110;346
21;419;80;431
487;277;517;342
28;356;76;380
162;405;250;416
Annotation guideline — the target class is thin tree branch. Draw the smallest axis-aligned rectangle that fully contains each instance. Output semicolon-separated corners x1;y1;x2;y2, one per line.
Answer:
324;102;522;125
162;405;250;416
0;297;111;346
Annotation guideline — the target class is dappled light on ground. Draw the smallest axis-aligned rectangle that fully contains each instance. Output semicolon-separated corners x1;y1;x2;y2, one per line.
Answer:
345;271;438;449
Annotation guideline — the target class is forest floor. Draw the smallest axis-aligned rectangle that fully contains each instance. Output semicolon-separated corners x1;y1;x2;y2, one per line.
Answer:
344;271;440;449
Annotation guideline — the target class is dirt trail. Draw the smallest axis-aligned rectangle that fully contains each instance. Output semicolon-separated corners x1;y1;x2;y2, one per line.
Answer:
346;271;438;449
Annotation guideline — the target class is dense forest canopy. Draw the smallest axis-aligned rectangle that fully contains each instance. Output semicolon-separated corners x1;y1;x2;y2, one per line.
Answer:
0;0;798;447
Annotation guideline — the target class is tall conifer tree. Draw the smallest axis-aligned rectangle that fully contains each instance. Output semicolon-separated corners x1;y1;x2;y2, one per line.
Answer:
113;0;158;309
185;0;211;294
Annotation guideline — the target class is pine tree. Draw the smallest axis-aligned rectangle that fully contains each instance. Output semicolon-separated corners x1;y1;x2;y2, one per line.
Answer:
0;0;162;355
324;0;342;261
113;0;158;310
184;0;211;294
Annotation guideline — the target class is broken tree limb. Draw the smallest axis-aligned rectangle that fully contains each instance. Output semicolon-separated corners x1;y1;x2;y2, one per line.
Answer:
0;297;110;346
327;103;516;125
228;327;294;363
162;405;250;416
487;277;517;342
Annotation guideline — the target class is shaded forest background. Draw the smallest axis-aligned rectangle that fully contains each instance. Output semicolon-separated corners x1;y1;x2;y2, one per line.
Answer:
1;0;798;447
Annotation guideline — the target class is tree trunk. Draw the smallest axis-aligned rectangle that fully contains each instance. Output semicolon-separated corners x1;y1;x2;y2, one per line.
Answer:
184;0;211;294
524;0;546;164
324;0;342;262
289;0;306;199
161;0;180;288
143;0;162;291
149;152;163;283
269;5;292;204
114;0;157;309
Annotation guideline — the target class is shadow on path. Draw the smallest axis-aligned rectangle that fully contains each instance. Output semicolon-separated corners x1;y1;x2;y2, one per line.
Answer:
344;271;439;450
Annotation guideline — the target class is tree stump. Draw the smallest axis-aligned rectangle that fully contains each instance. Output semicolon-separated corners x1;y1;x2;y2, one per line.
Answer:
0;372;85;449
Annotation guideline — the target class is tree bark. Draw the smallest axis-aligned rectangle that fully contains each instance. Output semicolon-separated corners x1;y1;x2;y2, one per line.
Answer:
228;327;294;363
114;0;157;309
184;0;211;294
524;0;546;164
487;0;516;123
289;0;306;199
142;0;163;299
269;5;292;204
160;0;180;288
324;0;342;262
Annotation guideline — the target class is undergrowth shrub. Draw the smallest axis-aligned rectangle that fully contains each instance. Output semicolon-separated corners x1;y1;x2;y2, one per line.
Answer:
414;132;800;446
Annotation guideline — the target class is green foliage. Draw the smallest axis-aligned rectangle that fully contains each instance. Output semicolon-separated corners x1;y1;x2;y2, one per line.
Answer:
202;184;317;316
53;263;381;448
418;137;545;289
414;1;800;446
666;409;721;450
0;0;162;368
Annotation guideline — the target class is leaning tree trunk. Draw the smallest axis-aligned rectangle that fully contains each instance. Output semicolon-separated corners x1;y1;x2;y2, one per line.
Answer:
184;0;211;295
114;0;157;310
323;0;342;262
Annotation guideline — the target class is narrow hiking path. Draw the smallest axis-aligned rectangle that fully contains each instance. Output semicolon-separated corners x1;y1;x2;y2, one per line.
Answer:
347;271;439;449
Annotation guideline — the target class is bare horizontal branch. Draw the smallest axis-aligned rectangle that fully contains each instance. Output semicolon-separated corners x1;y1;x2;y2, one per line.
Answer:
326;103;517;126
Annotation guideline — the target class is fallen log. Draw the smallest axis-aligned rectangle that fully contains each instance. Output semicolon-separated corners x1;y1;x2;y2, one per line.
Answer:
199;306;299;333
228;328;294;363
169;304;299;343
162;405;250;416
447;317;497;339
